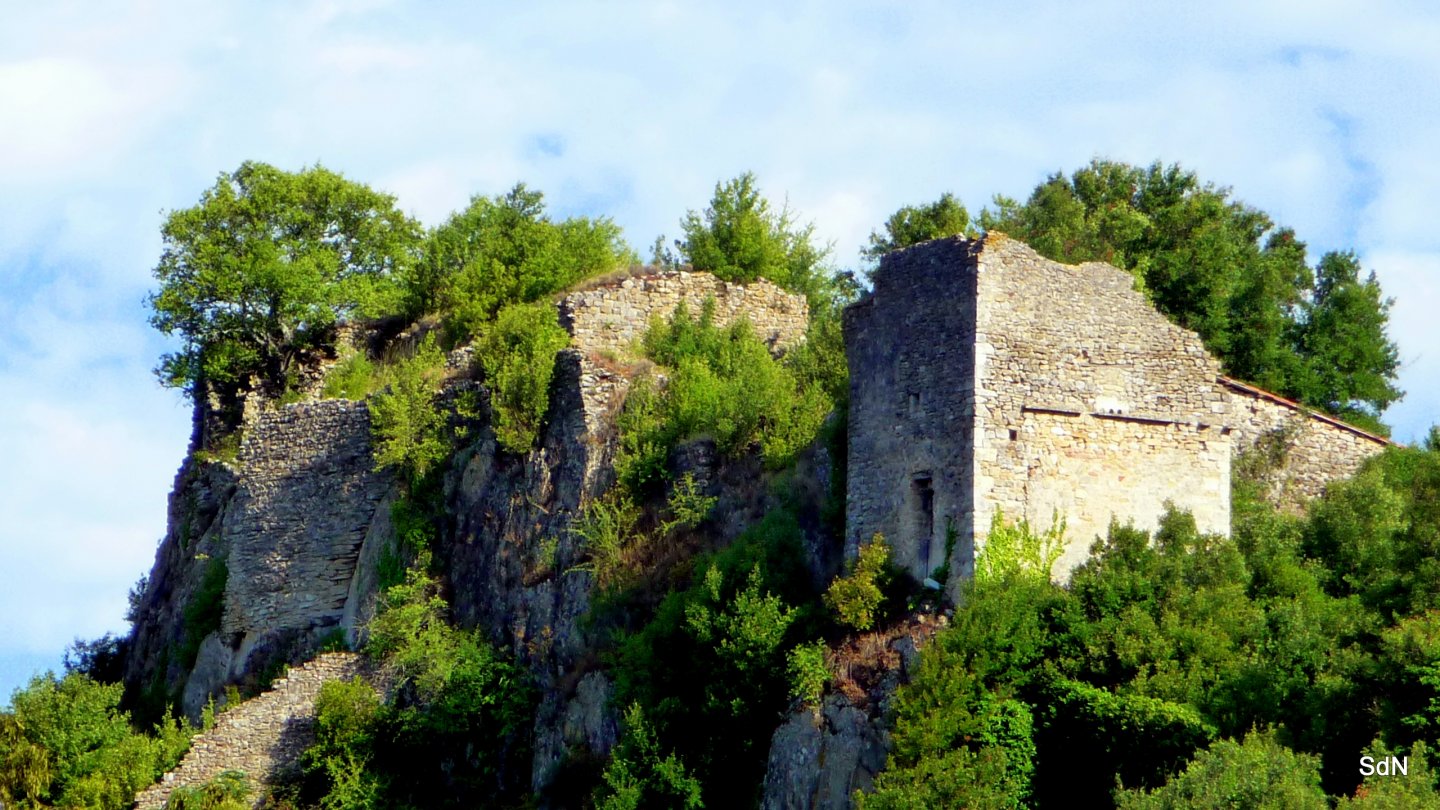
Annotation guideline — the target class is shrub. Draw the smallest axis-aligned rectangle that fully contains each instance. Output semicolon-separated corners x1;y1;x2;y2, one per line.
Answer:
661;473;717;534
164;771;250;810
473;300;570;453
825;534;890;631
976;509;1065;583
568;494;643;588
616;301;831;493
1114;729;1327;810
368;335;447;485
786;641;830;706
321;350;379;400
594;703;703;810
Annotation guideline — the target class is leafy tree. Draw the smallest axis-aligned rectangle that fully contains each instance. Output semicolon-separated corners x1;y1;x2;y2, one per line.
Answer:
594;703;703;810
824;533;890;631
0;673;190;809
148;161;422;400
1114;729;1329;810
678;172;833;304
368;335;448;486
862;191;974;261
412;183;631;338
1293;250;1402;428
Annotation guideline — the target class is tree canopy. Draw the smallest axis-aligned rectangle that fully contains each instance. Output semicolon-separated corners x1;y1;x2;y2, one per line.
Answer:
677;172;833;305
408;183;632;340
148;161;423;400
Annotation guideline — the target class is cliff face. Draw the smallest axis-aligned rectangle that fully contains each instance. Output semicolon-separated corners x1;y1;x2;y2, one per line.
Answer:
124;270;814;798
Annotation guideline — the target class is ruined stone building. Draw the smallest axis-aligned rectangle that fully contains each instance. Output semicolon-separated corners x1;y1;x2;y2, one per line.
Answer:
844;234;1391;586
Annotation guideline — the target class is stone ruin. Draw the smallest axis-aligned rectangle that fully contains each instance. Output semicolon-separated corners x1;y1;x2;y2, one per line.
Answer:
844;234;1391;587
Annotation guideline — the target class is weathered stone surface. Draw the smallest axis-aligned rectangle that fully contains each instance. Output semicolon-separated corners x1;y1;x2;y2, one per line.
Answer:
760;697;889;810
135;653;386;810
845;234;1388;588
559;270;808;359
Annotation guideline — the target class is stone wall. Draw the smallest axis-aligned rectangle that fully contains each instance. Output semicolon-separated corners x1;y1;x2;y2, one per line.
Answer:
1222;377;1390;508
223;400;394;641
972;235;1230;578
559;270;809;358
844;238;980;581
135;653;386;809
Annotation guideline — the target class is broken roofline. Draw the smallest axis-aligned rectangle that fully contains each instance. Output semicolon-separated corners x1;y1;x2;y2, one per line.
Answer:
1218;376;1397;447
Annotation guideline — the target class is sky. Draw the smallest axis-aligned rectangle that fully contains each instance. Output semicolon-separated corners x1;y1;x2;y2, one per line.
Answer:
2;0;1438;703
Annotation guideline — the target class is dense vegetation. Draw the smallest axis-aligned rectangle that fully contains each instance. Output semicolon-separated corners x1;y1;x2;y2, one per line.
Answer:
867;444;1440;807
20;158;1412;808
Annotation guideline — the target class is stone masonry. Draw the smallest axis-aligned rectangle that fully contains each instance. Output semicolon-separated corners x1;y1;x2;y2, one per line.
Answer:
560;270;809;358
223;400;394;641
135;653;386;809
845;234;1389;587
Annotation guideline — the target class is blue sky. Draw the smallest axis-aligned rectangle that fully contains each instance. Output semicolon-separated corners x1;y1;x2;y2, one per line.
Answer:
2;0;1438;703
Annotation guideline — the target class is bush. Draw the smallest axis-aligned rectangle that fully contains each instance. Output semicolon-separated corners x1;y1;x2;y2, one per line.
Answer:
473;300;570;453
976;509;1065;583
594;703;703;810
568;494;643;589
825;534;890;631
1115;729;1328;810
786;641;830;706
164;771;250;810
321;350;379;400
368;335;447;485
616;301;831;494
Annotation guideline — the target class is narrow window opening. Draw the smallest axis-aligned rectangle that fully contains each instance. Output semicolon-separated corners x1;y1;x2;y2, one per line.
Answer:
1008;428;1018;441
912;475;935;572
908;392;921;415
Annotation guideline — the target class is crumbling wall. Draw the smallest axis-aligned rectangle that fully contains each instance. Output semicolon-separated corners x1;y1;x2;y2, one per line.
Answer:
559;270;809;358
223;400;394;640
972;235;1230;577
1223;377;1390;508
134;653;385;810
844;239;980;582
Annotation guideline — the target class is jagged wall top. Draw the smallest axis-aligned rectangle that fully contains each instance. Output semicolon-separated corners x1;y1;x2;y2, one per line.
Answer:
559;269;809;357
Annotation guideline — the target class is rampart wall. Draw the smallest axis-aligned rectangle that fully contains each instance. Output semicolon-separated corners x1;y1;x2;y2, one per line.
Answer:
559;270;809;358
135;653;385;809
223;400;394;639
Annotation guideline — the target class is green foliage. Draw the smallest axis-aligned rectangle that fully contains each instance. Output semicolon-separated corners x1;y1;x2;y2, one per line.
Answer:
611;510;822;806
616;301;831;493
180;555;229;667
863;191;975;261
148;161;421;400
976;509;1064;583
661;473;717;534
164;771;250;810
824;533;890;631
473;300;570;453
678;172;833;305
1114;729;1328;810
321;350;379;400
1339;740;1440;809
976;159;1401;424
858;745;1023;810
367;335;448;485
594;703;704;810
786;641;830;706
0;673;191;810
412;183;631;337
569;494;643;588
319;566;534;808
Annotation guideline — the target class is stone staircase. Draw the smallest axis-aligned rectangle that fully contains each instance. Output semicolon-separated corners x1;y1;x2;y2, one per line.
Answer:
134;652;384;809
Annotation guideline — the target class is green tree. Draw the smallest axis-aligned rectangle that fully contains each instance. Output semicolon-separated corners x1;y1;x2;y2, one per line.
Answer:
413;183;631;338
1114;729;1329;810
594;703;704;810
863;191;974;261
1294;251;1402;429
148;161;422;400
368;335;448;486
678;172;832;304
